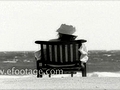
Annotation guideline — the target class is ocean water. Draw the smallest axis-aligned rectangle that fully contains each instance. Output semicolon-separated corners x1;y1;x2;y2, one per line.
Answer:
0;50;120;77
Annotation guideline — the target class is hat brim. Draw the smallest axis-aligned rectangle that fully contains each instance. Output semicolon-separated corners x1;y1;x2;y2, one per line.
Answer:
58;33;77;37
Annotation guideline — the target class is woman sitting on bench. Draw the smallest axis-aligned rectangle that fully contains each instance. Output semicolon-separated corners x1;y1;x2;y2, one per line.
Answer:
35;24;88;68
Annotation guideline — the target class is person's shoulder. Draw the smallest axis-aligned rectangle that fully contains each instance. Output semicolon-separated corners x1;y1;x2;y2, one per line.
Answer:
49;39;60;41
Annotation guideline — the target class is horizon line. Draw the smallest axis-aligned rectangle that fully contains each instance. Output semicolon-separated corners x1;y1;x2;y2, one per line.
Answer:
0;49;120;52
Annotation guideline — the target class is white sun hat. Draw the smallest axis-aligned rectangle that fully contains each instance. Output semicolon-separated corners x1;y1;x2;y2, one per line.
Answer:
56;24;77;36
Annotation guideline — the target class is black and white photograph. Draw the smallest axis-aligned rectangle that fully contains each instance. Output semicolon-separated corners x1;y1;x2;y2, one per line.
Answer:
0;0;120;89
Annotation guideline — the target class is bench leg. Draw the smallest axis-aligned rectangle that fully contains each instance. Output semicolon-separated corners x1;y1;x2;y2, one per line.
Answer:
37;70;43;78
49;74;51;77
36;60;43;78
71;72;73;77
37;74;43;78
82;69;86;77
82;63;87;77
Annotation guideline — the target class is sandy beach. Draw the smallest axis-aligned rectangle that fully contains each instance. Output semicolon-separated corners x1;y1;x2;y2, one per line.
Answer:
0;74;120;90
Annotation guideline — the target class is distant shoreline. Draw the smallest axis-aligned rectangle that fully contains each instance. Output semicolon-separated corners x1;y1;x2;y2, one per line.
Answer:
1;50;120;52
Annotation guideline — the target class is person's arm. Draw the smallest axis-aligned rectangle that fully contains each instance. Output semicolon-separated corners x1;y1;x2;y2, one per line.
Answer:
79;43;88;67
34;50;41;61
34;44;47;61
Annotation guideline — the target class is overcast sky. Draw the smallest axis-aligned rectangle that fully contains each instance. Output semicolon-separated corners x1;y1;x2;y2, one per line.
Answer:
0;1;120;51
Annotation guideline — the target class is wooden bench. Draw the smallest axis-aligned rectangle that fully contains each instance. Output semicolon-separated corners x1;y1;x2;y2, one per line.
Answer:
35;40;87;77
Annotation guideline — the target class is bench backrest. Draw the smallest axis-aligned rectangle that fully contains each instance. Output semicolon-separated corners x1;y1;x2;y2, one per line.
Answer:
35;40;86;65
